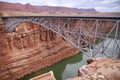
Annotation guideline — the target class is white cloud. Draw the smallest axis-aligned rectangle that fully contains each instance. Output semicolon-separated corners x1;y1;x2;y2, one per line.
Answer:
95;6;120;12
101;0;119;4
62;3;74;7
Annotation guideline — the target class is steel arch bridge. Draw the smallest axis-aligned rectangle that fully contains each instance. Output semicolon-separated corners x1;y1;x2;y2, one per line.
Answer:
2;15;120;58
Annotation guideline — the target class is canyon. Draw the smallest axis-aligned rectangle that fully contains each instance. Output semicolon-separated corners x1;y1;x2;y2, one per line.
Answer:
0;16;117;80
0;1;120;80
0;11;118;80
1;10;119;80
0;17;79;80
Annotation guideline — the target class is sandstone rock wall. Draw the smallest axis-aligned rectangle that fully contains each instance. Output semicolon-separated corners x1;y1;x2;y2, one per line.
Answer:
0;18;79;80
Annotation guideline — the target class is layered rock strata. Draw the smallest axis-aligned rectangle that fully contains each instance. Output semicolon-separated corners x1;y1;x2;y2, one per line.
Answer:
0;18;79;80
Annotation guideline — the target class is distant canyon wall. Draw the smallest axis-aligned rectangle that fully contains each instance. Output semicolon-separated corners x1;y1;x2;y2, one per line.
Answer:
0;2;97;12
0;18;79;80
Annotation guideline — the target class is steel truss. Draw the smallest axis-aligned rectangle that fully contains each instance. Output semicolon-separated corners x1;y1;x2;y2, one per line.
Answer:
2;17;120;58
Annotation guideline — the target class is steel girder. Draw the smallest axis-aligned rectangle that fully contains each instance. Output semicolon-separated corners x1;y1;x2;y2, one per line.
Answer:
2;17;120;58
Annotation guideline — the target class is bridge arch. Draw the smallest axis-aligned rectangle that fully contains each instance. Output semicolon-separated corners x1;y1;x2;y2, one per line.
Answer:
3;17;120;58
11;19;85;53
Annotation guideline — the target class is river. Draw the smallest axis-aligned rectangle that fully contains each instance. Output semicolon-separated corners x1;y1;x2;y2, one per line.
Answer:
17;52;88;80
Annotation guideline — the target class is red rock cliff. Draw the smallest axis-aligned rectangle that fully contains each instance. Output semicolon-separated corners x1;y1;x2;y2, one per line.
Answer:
0;2;97;12
0;18;79;80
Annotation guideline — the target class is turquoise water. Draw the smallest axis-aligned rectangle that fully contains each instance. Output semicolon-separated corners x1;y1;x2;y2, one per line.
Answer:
17;52;87;80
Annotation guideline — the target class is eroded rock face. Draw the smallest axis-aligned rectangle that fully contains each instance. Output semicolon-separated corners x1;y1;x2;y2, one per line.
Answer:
0;18;79;80
68;58;120;80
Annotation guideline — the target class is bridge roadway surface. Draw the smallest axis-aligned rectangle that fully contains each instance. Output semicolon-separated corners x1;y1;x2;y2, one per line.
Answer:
1;13;120;19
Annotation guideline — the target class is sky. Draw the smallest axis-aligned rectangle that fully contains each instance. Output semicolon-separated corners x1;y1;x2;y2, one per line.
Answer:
0;0;120;12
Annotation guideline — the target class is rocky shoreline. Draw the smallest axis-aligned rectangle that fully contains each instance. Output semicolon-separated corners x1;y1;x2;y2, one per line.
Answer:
68;57;120;80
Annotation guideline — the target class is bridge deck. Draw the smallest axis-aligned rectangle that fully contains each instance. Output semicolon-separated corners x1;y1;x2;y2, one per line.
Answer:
1;11;120;19
2;14;120;19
